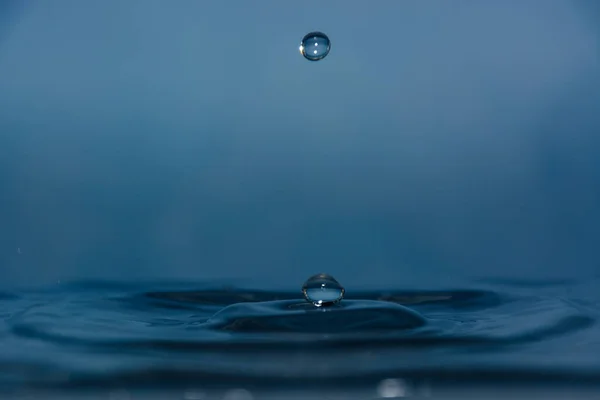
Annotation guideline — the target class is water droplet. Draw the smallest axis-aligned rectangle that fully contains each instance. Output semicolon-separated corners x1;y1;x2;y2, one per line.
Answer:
302;273;345;307
299;31;331;61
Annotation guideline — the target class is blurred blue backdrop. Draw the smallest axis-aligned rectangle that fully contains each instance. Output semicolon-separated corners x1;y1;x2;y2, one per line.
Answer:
0;0;599;288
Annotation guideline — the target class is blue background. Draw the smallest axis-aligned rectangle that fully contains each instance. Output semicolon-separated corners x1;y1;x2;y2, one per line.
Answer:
1;0;599;289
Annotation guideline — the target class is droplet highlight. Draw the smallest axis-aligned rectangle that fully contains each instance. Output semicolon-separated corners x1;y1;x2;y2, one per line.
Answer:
299;31;331;61
302;273;345;307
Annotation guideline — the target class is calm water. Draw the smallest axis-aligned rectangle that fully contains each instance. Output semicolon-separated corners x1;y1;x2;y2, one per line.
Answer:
1;277;600;399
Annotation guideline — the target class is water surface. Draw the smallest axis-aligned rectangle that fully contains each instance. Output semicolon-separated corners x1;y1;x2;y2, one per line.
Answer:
1;277;599;398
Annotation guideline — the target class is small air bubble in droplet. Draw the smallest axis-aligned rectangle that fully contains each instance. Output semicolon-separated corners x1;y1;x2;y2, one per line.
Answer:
302;273;345;307
299;31;330;61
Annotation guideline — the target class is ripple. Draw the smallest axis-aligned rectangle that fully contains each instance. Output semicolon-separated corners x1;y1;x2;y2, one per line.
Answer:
204;299;427;333
7;287;594;348
3;283;599;392
0;292;19;301
144;287;501;309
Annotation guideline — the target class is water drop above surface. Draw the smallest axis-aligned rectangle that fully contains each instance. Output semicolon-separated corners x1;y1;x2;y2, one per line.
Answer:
299;31;331;61
302;273;345;307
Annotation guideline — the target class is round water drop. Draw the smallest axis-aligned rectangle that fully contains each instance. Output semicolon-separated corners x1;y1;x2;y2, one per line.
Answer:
302;273;345;307
299;32;331;61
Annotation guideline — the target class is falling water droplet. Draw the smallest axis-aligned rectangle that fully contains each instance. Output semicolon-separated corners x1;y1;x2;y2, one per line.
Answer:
302;273;345;307
299;31;331;61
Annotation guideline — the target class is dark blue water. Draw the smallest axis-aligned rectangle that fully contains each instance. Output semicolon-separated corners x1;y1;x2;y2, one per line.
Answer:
1;277;600;399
